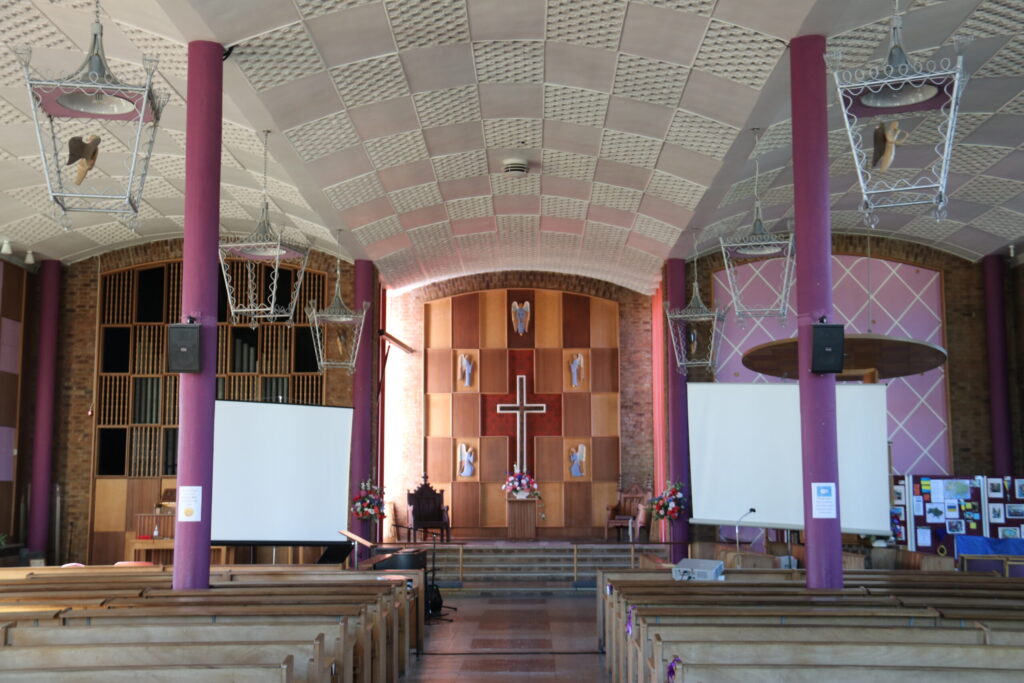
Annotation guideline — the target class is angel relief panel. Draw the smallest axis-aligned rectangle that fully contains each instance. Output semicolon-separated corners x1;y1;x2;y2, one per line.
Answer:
422;288;623;538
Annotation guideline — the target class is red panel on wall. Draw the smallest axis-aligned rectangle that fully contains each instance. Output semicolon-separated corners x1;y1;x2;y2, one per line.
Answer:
452;482;480;527
562;293;590;348
506;290;535;348
480;436;508;482
479;348;508;394
591;348;618;393
564;482;592;527
451;293;480;349
451;393;481;437
592;436;620;482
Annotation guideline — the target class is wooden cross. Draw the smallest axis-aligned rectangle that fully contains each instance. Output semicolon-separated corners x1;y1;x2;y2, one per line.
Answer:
496;374;547;473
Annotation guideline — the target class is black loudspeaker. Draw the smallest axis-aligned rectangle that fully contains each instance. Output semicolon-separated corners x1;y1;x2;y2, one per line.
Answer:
167;324;201;373
811;323;845;374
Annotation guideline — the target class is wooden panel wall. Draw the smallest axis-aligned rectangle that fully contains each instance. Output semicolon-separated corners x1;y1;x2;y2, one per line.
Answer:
424;288;621;538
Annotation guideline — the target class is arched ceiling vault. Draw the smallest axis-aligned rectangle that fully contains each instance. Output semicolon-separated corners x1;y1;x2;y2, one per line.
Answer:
0;0;1021;294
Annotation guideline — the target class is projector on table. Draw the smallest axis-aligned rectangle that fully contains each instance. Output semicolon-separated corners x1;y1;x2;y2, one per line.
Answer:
672;558;725;581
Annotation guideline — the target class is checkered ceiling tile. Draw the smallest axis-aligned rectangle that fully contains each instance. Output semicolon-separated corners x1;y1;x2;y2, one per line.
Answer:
0;0;1022;293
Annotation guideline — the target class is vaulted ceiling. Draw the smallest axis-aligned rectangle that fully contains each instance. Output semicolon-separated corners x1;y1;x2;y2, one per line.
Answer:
0;0;1022;293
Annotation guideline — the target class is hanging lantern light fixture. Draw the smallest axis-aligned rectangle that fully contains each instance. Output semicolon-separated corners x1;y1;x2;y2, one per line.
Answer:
12;0;164;228
665;259;725;374
828;0;968;225
306;233;369;373
719;129;795;321
218;131;310;325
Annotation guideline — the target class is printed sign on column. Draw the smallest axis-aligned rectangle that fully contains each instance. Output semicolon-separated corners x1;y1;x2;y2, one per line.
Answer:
811;482;837;519
178;486;202;522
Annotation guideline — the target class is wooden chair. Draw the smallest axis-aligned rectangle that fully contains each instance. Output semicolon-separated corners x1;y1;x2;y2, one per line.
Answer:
407;481;451;543
606;484;651;542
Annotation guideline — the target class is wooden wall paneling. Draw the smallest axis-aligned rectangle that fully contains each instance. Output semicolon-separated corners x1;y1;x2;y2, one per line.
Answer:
480;483;507;527
425;394;452;437
124;478;161;529
590;297;619;348
563;482;592;528
453;437;480;481
452;482;480;527
537;483;563;527
563;392;591;437
534;348;563;394
590;348;618;393
562;293;591;348
0;372;16;426
591;393;619;437
0;482;12;537
533;289;562;348
93;479;128;531
479;436;508;482
479;349;508;394
534;436;564;482
425;349;454;394
91;531;125;565
562;349;591;392
592;437;620;482
425;299;452;349
563;437;592;481
160;478;176;499
591;481;620;527
451;393;481;437
0;260;25;319
451;293;480;349
479;289;507;349
426;437;453;483
506;289;535;348
452;349;480;393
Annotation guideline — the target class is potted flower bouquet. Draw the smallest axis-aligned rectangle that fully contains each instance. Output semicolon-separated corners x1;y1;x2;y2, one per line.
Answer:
501;471;541;499
650;481;687;521
350;479;386;521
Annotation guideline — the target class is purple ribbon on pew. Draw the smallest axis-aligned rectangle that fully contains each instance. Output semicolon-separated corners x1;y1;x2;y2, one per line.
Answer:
667;656;682;683
625;606;633;636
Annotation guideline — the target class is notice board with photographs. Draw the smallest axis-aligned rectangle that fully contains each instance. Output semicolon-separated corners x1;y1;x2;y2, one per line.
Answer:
891;475;1024;556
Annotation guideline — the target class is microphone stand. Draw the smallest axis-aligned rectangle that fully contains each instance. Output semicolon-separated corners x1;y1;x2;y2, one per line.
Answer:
734;508;756;568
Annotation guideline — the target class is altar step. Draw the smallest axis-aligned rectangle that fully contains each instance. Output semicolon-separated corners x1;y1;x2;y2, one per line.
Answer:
423;543;669;586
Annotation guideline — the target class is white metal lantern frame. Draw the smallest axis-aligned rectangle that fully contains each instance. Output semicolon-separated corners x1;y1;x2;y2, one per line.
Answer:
665;264;726;374
305;260;369;373
12;13;164;228
829;38;967;226
218;132;310;325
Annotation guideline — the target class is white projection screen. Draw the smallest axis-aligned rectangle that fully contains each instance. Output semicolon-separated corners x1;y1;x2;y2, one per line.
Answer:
212;400;354;543
688;384;890;535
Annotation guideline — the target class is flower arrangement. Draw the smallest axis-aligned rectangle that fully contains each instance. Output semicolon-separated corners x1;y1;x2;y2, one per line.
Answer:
350;479;386;520
501;471;541;498
649;481;688;521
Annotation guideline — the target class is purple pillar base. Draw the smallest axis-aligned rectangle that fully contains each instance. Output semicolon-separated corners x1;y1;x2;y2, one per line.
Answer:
669;519;690;563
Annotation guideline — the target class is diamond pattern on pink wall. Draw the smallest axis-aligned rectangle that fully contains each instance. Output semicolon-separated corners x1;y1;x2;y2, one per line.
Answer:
712;255;950;475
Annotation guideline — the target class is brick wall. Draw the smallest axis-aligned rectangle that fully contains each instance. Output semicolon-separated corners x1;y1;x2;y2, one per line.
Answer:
17;239;359;563
383;271;654;529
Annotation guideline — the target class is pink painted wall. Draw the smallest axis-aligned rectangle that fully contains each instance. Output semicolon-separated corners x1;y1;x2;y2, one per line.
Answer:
712;255;950;475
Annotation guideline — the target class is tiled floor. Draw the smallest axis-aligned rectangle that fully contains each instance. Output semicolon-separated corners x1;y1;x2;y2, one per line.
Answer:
404;593;608;682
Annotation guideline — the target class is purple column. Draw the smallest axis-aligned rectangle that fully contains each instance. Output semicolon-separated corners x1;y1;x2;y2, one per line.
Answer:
791;34;843;589
172;41;222;590
666;258;691;561
983;254;1013;476
27;260;60;555
349;260;375;547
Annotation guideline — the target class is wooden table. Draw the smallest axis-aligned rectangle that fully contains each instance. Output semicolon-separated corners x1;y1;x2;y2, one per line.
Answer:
123;534;231;564
507;498;537;540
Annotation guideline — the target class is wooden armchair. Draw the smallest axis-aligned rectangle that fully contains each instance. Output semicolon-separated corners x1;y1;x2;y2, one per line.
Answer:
605;484;651;542
407;480;451;543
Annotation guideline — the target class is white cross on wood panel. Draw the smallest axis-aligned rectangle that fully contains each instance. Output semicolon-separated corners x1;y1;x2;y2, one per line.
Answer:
496;374;547;473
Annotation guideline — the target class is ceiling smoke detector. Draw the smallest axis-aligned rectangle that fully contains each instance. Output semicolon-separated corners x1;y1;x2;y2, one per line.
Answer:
503;158;528;177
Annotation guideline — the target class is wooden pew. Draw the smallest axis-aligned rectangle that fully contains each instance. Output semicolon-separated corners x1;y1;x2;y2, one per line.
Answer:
0;637;330;683
0;654;295;683
2;621;356;683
